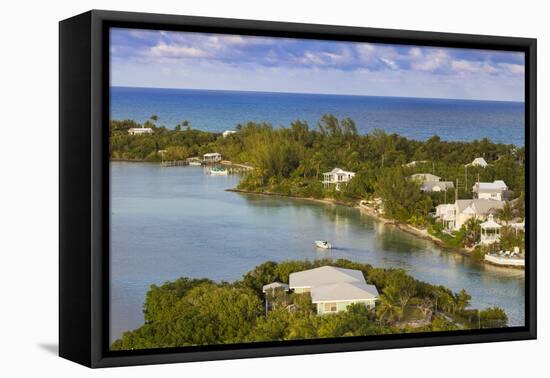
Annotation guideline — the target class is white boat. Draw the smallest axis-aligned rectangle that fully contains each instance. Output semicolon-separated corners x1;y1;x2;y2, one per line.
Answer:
188;161;202;166
208;167;228;176
315;240;332;249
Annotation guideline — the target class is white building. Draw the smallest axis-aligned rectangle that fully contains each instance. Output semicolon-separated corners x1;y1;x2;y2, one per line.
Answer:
289;266;379;315
435;199;505;231
203;152;222;163
322;168;355;191
421;181;454;192
470;157;489;168
411;173;440;183
480;214;502;245
453;199;505;230
472;180;508;201
435;204;456;230
405;160;428;167
222;130;237;138
128;127;154;135
262;282;289;294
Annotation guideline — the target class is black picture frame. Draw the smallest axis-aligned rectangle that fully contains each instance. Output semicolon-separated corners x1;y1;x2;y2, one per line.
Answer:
59;9;537;368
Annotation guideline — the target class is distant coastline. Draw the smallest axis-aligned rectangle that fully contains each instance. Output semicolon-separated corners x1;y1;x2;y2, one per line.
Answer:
110;87;525;146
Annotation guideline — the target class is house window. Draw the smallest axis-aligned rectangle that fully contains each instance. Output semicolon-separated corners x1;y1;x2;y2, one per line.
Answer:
324;303;337;312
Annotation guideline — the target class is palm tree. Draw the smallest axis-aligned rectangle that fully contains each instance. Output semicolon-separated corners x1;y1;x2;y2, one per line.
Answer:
463;217;482;247
376;286;404;324
496;202;514;225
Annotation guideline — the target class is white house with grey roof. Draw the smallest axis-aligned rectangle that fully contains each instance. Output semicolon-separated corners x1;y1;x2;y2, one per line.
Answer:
421;180;454;192
472;180;509;201
411;173;440;183
453;199;505;230
322;168;355;191
435;199;505;231
288;266;379;315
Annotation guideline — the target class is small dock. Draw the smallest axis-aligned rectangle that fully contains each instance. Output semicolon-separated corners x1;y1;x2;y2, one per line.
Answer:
160;160;187;167
159;157;254;173
220;160;254;173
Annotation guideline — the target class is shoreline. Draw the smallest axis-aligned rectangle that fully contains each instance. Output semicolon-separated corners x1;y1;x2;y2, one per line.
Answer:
111;161;520;269
226;188;498;263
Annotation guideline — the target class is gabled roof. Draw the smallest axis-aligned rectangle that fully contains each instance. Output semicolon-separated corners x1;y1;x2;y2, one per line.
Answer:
289;266;365;288
411;173;440;182
311;282;379;303
324;168;354;175
421;181;454;191
262;282;289;293
471;157;488;166
473;180;508;193
481;216;501;229
455;199;505;215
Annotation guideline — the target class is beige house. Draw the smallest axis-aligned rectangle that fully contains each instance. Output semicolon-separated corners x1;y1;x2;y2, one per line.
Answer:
289;266;378;315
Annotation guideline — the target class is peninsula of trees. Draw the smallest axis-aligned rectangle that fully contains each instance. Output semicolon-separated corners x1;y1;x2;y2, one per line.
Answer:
111;259;507;350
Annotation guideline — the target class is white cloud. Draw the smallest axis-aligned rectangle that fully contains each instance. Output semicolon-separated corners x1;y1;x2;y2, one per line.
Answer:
411;50;449;71
499;63;525;75
380;57;398;70
148;43;209;59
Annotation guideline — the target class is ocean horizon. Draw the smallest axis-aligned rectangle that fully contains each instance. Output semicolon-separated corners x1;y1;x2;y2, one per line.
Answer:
110;86;525;146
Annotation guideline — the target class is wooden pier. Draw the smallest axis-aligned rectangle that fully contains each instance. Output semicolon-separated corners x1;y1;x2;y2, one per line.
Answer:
160;160;187;167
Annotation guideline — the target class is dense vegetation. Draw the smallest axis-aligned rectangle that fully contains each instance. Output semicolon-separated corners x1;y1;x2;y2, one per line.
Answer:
111;259;507;350
110;115;524;227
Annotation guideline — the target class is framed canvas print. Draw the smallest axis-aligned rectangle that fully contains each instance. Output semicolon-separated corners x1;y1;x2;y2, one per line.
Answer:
59;10;536;368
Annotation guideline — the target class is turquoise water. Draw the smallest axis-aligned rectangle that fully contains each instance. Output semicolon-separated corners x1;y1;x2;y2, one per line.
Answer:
111;87;525;146
110;162;525;342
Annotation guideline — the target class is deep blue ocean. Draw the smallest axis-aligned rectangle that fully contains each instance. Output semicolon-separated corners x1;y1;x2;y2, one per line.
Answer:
111;86;525;146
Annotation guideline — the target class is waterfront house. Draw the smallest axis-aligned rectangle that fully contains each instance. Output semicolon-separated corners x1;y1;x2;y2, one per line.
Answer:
203;152;222;163
472;180;509;201
470;157;489;167
410;173;440;183
453;198;505;230
322;168;356;191
222;130;237;138
480;214;502;245
421;180;454;192
435;203;456;230
128;127;153;135
289;266;379;314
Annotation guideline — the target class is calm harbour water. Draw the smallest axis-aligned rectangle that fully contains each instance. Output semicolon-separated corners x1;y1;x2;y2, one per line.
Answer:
111;87;525;146
110;162;525;342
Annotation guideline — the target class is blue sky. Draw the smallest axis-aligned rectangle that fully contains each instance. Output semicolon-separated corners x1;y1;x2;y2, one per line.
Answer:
110;28;525;101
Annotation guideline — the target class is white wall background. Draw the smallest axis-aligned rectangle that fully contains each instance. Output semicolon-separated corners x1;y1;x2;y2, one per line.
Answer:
0;0;546;376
